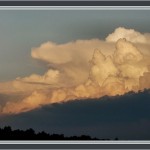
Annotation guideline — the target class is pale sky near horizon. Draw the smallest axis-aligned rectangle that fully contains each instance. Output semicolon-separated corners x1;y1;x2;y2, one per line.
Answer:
0;9;150;81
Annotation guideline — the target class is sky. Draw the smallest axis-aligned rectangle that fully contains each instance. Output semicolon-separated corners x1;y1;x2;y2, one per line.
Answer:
0;9;150;140
1;10;150;81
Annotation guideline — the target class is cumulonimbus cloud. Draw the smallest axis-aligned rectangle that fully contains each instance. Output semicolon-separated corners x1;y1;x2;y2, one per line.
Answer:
106;27;149;43
1;27;150;114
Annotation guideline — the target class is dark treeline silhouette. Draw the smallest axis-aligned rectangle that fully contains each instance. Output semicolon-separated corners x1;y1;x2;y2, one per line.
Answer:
0;126;118;140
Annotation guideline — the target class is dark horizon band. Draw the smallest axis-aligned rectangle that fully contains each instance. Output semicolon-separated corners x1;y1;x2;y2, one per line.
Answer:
0;1;150;6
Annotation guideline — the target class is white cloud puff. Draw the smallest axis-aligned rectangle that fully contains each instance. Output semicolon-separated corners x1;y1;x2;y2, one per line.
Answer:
17;69;60;85
31;41;72;64
90;49;118;86
106;27;148;43
114;38;143;64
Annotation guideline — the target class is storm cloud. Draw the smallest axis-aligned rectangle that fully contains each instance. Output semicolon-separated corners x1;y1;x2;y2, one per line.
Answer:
0;27;150;114
0;89;150;140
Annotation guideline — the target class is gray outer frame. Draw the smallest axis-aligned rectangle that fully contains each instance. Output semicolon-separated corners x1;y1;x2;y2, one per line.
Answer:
0;144;150;149
0;0;150;149
0;1;149;6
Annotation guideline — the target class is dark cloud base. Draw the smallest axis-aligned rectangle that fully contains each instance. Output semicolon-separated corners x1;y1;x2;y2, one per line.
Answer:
0;89;150;140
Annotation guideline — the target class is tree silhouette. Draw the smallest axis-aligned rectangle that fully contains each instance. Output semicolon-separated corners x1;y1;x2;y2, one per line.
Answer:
0;126;116;140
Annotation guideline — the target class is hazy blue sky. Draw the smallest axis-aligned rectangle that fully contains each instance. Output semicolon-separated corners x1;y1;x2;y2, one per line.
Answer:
0;9;150;81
